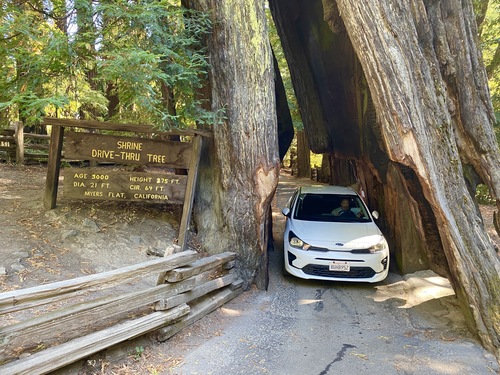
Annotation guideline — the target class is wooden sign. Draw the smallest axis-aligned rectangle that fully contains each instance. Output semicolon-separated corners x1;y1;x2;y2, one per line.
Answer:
64;132;192;168
43;118;207;250
64;169;188;204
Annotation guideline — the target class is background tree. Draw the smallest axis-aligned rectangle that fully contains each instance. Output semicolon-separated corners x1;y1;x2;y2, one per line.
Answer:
0;0;217;130
0;0;69;128
295;130;310;177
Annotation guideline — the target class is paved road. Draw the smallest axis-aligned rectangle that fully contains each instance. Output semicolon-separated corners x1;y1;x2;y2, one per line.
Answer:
164;175;499;375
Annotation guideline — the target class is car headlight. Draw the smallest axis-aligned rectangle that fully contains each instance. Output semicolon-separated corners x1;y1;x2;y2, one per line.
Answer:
289;232;311;250
368;237;388;253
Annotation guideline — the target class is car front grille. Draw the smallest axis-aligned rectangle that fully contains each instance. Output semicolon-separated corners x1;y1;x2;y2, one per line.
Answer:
308;246;372;254
301;264;376;279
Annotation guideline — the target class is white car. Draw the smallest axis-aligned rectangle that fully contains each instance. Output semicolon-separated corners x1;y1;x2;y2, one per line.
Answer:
281;185;389;283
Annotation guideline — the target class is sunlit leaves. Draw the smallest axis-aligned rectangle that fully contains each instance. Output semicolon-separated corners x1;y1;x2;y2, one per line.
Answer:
0;0;217;130
0;1;73;125
476;0;500;141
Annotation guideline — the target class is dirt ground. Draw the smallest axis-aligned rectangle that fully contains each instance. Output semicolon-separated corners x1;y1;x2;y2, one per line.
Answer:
0;164;182;288
0;164;499;374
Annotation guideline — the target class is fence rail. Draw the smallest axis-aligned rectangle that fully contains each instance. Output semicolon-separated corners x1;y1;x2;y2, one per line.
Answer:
0;122;50;164
0;129;15;161
0;250;242;375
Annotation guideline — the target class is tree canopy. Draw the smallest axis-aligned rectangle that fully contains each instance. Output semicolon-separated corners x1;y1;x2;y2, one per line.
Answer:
0;0;220;129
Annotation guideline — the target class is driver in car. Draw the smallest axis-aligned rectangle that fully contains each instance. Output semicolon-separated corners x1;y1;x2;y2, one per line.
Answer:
332;198;361;218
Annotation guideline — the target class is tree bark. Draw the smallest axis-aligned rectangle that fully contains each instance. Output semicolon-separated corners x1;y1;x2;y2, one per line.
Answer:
296;131;311;178
334;0;500;359
183;0;280;290
268;0;333;154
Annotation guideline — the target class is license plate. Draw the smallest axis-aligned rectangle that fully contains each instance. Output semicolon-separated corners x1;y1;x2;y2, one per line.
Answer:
329;262;350;272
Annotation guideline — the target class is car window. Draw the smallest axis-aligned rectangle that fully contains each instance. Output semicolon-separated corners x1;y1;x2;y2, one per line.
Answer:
293;193;371;222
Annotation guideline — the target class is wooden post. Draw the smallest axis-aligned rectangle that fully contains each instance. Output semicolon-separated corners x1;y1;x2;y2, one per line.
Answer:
177;135;203;251
44;125;64;210
14;121;24;165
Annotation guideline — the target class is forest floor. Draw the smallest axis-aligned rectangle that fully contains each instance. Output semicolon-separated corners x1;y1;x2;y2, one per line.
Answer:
0;163;499;374
0;164;182;288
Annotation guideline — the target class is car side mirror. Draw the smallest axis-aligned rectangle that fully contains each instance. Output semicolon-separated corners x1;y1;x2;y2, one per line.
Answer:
282;207;291;217
372;211;379;219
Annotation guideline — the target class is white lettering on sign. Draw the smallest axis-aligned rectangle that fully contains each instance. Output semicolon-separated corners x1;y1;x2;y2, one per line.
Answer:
119;151;141;161
91;149;115;159
133;193;169;200
147;154;166;163
129;176;153;183
116;140;143;151
84;191;103;197
108;192;125;198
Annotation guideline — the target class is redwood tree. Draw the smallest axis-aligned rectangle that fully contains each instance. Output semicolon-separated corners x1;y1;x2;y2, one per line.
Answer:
181;0;500;359
296;130;311;178
182;0;280;289
338;0;500;358
270;0;500;359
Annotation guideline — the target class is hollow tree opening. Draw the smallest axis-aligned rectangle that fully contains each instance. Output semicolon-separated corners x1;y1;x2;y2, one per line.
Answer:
269;0;500;359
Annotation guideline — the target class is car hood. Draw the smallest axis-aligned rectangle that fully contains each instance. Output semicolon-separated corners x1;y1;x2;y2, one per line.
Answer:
289;220;384;250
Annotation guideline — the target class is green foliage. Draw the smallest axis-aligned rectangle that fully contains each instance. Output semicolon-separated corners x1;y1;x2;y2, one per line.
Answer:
476;184;496;205
0;3;62;127
0;93;69;125
476;0;500;141
0;0;220;130
133;345;145;361
310;152;323;168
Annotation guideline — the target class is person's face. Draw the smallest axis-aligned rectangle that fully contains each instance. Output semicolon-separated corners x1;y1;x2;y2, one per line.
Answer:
340;199;350;210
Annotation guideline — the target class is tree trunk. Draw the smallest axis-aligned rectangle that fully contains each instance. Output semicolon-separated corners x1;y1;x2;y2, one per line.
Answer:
334;0;500;359
75;0;99;120
183;0;280;290
270;0;500;360
296;131;311;177
273;50;295;161
319;153;331;183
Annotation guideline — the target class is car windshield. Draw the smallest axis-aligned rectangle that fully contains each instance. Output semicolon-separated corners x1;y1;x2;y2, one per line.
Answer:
293;193;372;222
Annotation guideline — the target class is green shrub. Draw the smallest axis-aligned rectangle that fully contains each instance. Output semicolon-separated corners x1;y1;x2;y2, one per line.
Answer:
476;184;495;205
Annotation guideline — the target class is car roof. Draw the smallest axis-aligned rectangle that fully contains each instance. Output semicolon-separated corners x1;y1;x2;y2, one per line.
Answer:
298;185;358;195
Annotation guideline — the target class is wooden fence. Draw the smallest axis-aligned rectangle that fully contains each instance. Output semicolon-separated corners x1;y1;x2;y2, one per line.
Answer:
0;122;50;164
0;250;243;375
